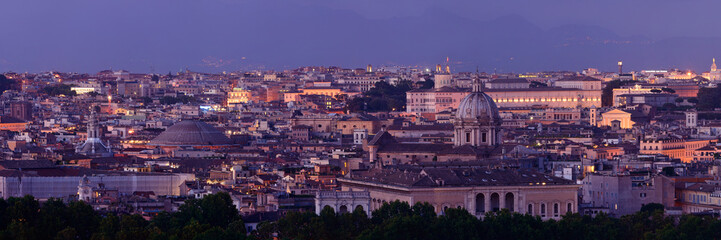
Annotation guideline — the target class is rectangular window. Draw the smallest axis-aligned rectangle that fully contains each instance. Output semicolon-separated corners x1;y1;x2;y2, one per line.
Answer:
482;132;487;142
466;132;471;143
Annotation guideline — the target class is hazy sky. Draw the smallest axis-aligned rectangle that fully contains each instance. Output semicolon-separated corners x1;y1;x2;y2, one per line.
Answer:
1;0;719;73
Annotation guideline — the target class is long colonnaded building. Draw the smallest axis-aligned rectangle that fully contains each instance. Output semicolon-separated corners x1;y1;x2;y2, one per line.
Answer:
340;166;580;220
406;76;602;114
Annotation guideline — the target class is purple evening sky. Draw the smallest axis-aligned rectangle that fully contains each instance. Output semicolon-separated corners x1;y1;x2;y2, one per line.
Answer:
0;0;719;73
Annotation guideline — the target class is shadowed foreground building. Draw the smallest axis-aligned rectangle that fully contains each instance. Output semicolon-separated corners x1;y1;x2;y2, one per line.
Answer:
339;166;580;220
582;172;675;217
0;160;194;200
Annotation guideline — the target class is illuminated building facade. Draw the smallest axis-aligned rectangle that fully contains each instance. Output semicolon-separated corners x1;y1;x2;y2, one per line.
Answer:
283;87;356;103
553;76;602;90
227;87;252;106
600;109;635;129
336;75;383;92
709;58;721;81
612;84;660;106
640;138;715;163
484;88;601;109
406;87;470;113
407;87;601;114
0;116;28;131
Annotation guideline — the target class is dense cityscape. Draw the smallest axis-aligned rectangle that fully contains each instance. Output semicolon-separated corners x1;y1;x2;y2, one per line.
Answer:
3;0;721;237
1;60;721;239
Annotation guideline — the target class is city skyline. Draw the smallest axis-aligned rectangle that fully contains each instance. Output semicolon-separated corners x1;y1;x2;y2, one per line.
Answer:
3;1;721;239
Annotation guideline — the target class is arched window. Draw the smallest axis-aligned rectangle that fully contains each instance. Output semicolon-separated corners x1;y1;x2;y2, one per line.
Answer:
541;203;546;218
567;203;573;213
527;204;533;215
554;203;559;217
504;193;514;211
339;205;348;214
490;193;500;212
475;193;485;214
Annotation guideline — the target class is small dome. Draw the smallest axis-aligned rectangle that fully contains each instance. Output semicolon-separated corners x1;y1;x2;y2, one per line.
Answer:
455;92;501;124
150;121;233;146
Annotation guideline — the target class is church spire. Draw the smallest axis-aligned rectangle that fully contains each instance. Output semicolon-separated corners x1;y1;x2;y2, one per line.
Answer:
712;58;718;72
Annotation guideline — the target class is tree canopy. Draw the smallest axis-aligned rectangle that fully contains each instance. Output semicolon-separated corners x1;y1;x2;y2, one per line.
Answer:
697;85;721;110
346;81;412;112
602;80;637;107
0;74;18;93
3;194;721;240
42;84;77;96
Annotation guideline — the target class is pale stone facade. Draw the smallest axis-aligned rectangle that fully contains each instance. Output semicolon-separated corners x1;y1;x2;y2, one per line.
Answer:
600;109;635;129
554;76;602;90
484;88;601;109
340;168;580;220
315;191;371;215
406;87;601;114
434;74;453;89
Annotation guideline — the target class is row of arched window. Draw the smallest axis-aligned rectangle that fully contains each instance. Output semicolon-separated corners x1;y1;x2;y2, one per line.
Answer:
525;202;573;218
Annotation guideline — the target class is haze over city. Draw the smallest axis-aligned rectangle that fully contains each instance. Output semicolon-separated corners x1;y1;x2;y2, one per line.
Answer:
2;0;721;73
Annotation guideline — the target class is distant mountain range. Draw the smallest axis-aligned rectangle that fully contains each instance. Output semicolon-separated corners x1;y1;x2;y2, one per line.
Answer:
1;1;719;73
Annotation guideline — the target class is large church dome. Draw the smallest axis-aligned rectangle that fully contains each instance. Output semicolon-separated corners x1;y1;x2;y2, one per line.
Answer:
455;91;501;124
453;79;502;147
150;120;233;146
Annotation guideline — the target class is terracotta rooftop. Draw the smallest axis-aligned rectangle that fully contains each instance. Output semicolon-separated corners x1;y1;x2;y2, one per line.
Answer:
344;167;575;188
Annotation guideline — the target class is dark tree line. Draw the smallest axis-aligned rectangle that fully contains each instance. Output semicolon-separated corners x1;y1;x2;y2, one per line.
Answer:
601;80;638;107
42;84;77;96
697;85;721;110
0;74;19;93
3;194;721;240
263;200;721;240
0;193;247;240
346;81;412;112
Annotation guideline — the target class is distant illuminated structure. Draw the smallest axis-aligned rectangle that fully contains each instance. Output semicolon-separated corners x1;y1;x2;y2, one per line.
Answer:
366;64;373;73
618;61;623;75
107;95;113;113
445;56;451;73
710;58;721;81
227;87;252;106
